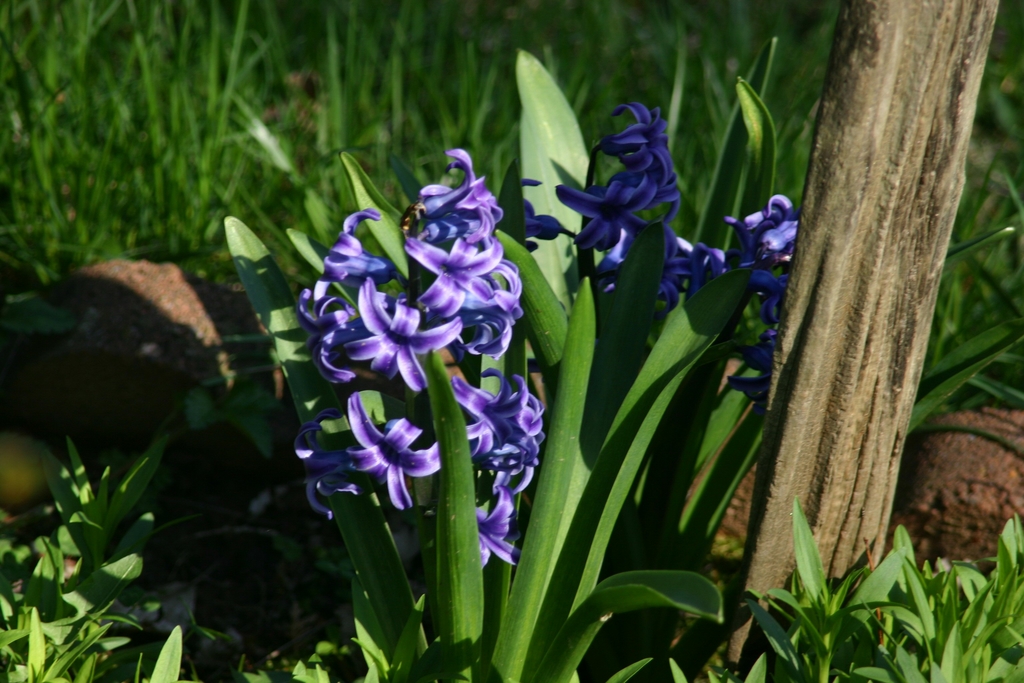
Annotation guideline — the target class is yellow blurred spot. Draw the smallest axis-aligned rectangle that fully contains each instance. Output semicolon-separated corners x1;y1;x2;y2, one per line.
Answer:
0;433;50;512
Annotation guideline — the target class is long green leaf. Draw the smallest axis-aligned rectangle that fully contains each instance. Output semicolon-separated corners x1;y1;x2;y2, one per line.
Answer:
150;627;182;683
226;217;415;657
604;659;652;683
693;38;776;248
288;228;329;274
63;554;143;615
490;283;596;683
28;608;44;683
580;222;665;470
531;571;722;683
524;270;749;678
791;498;826;603
497;230;568;391
911;318;1024;430
747;600;806;683
339;153;409;277
943;226;1015;274
103;437;166;534
736;79;776;218
425;351;483;681
496;159;529;382
516;50;587;308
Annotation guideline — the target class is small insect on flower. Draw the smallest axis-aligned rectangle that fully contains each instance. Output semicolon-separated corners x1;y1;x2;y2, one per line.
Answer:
401;200;427;236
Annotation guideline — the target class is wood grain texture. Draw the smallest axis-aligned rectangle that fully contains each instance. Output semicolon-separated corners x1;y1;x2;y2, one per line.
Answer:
728;0;998;665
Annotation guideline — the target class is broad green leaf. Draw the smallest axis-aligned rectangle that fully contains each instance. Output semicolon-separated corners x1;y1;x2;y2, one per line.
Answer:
853;667;901;683
390;154;422;204
287;228;329;275
229;217;416;657
524;271;749;678
390;596;426;683
111;513;156;559
353;575;390;675
850;546;909;605
41;452;89;568
0;630;29;649
491;284;595;683
496;230;568;391
496;159;529;382
28;608;45;683
791;498;826;603
943;226;1015;274
425;351;483;681
668;659;687;683
339;153;409;277
911;318;1024;430
149;627;182;683
669;409;762;572
894;645;929;683
693;39;777;248
516;50;587;308
745;654;768;683
24;536;63;621
580;222;665;470
736;79;776;218
531;571;722;683
304;189;333;244
63;554;143;615
604;659;651;683
0;297;75;334
104;437;166;533
940;622;964;683
45;624;112;682
747;600;806;683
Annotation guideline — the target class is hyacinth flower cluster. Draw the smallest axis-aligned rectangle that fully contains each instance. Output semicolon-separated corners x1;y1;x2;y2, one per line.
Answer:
531;102;799;412
293;149;544;566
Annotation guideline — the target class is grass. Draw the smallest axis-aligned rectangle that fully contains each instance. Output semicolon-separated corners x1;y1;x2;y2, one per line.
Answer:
0;0;1022;412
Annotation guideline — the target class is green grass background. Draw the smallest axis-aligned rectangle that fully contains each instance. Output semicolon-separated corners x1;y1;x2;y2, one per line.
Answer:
1;0;1023;410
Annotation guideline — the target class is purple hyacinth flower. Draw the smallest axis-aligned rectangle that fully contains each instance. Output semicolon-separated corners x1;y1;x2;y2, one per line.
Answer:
344;280;462;392
684;242;730;296
728;329;777;414
477;485;521;566
297;289;370;384
522;179;573;252
295;409;361;518
344;393;440;510
599;103;669;171
453;370;544;493
405;236;505;317
557;176;657;251
320;209;399;288
725;195;799;269
450;297;518;359
749;270;788;325
418;149;503;244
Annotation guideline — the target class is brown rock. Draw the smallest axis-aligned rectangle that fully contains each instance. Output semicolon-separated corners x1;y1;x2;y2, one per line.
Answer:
889;408;1024;565
0;260;269;448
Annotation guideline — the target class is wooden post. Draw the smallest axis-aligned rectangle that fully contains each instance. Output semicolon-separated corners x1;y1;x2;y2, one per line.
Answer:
728;0;999;665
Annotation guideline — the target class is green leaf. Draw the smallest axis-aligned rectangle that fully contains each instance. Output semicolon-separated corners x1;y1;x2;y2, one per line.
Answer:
850;546;908;605
0;630;29;649
424;351;483;681
63;554;143;615
668;659;687;683
183;388;218;430
495;159;529;382
525;271;750;679
580;222;665;471
389;596;425;683
390;154;422;204
747;600;806;683
496;230;568;390
736;79;776;217
943;226;1015;274
516;50;587;308
940;622;963;683
491;284;595;683
352;576;390;676
287;229;328;275
604;659;651;683
791;498;826;603
744;654;768;683
24;536;63;621
911;318;1024;430
104;437;166;533
0;297;75;334
44;624;112;682
693;38;777;247
28;608;45;683
339;153;408;277
532;571;722;683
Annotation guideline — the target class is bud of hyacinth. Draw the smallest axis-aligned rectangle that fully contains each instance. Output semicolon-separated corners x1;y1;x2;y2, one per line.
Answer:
294;409;361;518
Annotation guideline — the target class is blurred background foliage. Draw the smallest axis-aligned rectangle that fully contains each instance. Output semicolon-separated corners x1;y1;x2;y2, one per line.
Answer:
0;0;1023;410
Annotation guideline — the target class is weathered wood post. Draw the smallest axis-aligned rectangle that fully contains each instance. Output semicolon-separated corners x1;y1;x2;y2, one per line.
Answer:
728;0;999;664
